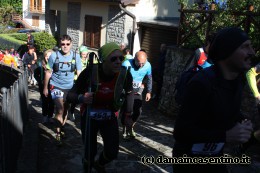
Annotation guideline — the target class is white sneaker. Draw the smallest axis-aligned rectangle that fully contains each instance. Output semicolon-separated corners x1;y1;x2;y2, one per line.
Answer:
42;116;48;123
69;113;75;121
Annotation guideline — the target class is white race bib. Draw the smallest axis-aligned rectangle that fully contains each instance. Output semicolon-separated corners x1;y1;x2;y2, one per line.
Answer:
51;89;64;99
89;109;112;120
191;143;224;155
132;81;142;89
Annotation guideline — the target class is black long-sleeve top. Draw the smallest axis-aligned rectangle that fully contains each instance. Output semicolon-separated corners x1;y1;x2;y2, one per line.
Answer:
67;64;133;113
173;65;245;145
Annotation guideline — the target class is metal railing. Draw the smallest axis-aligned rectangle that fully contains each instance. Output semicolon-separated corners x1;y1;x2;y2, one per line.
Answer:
0;64;28;173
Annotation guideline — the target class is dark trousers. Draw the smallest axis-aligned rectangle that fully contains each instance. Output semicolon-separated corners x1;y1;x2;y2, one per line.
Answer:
121;94;142;125
39;85;54;117
81;113;119;166
172;142;228;173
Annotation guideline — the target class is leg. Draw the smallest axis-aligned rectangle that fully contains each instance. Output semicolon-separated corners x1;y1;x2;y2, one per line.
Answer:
81;114;99;172
129;94;142;137
98;117;119;168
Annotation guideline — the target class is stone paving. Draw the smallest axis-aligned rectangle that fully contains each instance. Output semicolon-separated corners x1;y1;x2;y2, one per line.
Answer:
16;85;260;173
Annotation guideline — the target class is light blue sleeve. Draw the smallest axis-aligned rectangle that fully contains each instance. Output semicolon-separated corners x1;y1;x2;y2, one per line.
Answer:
47;52;55;70
147;62;152;76
122;59;131;67
76;54;82;71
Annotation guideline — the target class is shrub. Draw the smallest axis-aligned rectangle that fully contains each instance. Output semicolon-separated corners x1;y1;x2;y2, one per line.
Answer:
33;32;57;53
11;32;57;53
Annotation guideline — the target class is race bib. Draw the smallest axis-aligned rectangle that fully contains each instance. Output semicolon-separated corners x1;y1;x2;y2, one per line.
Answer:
51;89;64;99
133;81;142;88
191;143;224;155
89;109;112;120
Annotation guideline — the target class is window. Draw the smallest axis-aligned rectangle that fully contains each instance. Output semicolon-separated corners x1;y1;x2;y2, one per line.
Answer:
84;15;102;49
30;0;42;11
32;16;39;26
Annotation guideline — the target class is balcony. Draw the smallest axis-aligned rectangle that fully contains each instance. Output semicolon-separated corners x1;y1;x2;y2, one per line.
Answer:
95;0;139;5
28;6;45;14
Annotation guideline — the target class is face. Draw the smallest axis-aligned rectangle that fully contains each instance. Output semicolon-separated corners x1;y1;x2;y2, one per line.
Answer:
60;39;72;54
81;52;88;59
135;51;147;68
28;48;34;54
103;50;124;74
224;40;255;73
45;52;52;62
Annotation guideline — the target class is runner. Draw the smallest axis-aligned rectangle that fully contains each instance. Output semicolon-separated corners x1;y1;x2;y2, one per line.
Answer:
67;42;133;173
43;35;82;145
120;50;152;138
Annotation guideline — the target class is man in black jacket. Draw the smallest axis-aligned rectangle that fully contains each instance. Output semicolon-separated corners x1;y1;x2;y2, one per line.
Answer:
172;27;256;173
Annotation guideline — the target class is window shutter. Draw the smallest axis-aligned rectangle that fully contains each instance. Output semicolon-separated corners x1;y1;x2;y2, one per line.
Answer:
84;15;102;49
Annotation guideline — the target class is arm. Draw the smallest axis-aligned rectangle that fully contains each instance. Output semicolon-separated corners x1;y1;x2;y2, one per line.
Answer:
33;52;37;61
76;54;82;77
145;64;153;101
43;70;51;97
67;67;89;104
246;68;259;98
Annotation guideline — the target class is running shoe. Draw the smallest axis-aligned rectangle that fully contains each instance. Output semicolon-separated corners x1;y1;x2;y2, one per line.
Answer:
56;133;62;146
129;128;136;138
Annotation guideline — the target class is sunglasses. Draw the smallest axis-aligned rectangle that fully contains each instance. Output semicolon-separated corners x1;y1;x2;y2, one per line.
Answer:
61;43;71;46
110;56;124;62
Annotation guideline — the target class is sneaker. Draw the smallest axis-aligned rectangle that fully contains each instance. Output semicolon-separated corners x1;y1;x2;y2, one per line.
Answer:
93;161;106;173
122;126;127;138
129;128;136;138
42;116;48;123
56;133;62;146
68;112;75;121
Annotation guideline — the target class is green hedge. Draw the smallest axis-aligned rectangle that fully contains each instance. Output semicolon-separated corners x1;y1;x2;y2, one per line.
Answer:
9;32;57;53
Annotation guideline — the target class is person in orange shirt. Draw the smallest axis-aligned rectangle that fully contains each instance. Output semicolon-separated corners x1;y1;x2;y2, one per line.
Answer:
0;50;4;61
3;49;17;68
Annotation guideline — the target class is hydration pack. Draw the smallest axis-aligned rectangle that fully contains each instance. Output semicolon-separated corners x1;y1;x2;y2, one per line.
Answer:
53;50;77;73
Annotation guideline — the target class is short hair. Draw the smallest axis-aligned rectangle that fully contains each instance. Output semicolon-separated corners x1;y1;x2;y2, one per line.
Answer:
60;35;72;42
44;49;53;58
139;49;146;53
123;48;130;55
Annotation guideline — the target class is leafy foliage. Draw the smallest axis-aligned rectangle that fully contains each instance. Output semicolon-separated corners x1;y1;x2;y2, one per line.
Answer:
178;0;260;57
0;0;22;25
11;32;57;53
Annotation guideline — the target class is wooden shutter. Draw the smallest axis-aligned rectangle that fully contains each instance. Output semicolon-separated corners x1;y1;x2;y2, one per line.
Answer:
32;16;39;26
84;15;102;49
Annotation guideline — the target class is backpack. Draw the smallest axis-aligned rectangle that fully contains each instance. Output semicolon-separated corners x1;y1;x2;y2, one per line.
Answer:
53;50;77;74
174;65;203;105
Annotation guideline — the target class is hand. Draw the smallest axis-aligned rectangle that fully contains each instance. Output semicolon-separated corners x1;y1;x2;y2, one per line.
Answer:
145;93;151;102
256;95;260;105
80;92;93;104
226;120;253;144
43;88;48;97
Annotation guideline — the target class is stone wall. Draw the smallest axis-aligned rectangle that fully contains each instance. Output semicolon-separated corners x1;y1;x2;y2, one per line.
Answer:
158;46;193;118
67;2;81;50
106;5;125;44
158;46;259;129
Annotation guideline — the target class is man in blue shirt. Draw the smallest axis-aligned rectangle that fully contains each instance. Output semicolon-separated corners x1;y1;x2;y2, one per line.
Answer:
121;50;152;138
43;35;82;145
